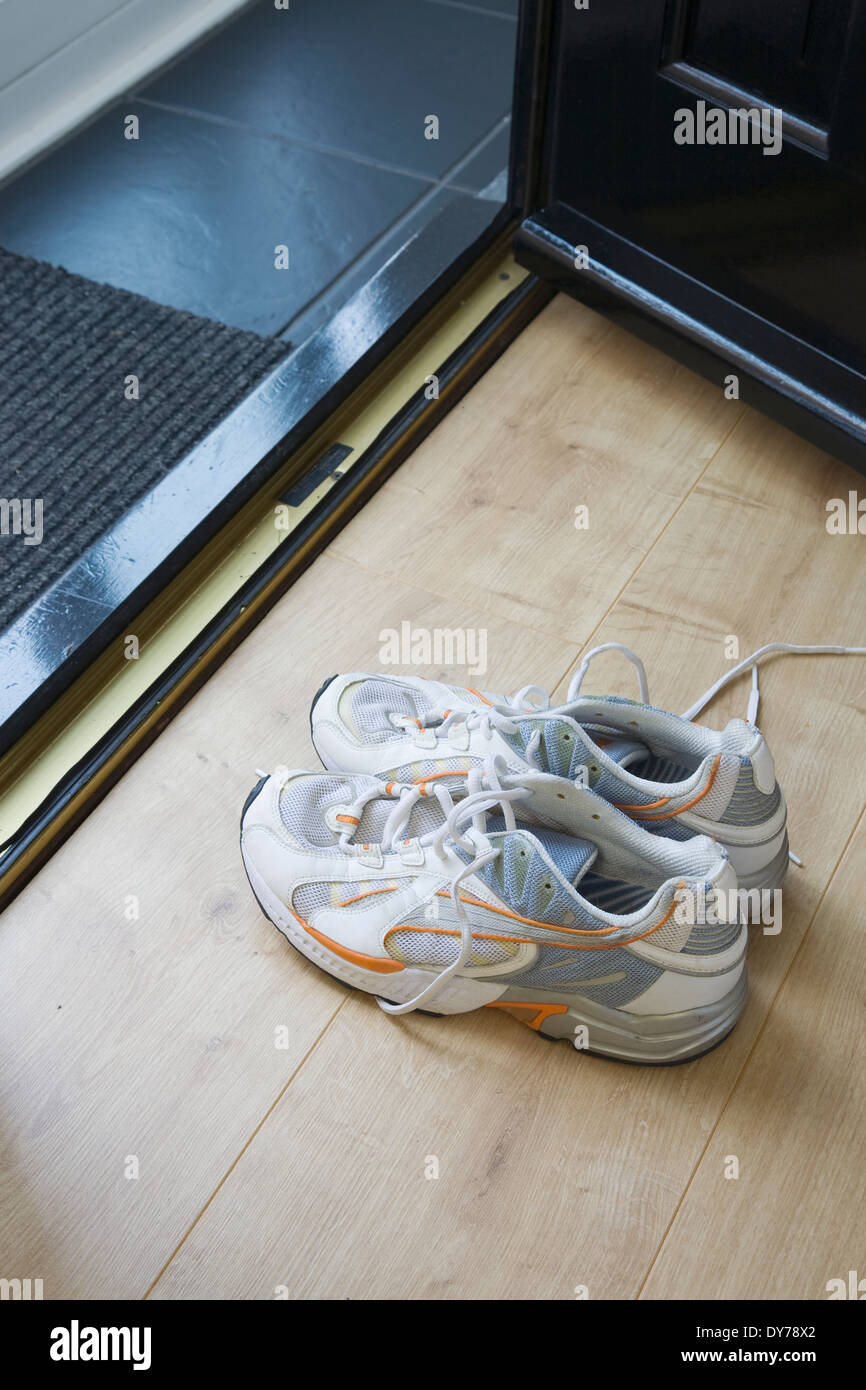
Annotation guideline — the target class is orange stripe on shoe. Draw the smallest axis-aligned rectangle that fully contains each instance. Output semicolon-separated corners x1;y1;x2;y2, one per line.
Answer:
485;1001;569;1031
433;888;627;937
337;886;398;907
614;793;671;812
465;686;493;705
622;754;722;821
412;769;467;784
335;813;359;825
422;889;684;950
385;924;533;946
290;908;404;974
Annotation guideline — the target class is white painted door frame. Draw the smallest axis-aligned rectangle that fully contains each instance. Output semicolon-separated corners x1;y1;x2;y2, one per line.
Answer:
0;0;252;184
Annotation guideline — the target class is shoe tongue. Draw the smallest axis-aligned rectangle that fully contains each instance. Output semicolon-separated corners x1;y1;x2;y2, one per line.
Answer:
526;825;598;886
506;717;648;777
355;795;445;844
505;718;597;778
589;735;647;769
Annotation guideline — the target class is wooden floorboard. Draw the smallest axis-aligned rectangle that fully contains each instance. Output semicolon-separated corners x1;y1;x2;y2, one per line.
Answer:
641;811;866;1301
330;295;742;645
3;295;862;1300
0;556;578;1297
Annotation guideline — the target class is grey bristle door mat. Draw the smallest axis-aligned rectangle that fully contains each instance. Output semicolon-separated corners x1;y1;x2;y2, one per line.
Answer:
0;247;289;632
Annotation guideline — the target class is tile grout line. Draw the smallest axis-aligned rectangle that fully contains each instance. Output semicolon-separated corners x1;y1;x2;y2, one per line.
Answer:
131;94;509;196
141;993;349;1299
634;799;866;1301
274;183;471;340
275;113;511;339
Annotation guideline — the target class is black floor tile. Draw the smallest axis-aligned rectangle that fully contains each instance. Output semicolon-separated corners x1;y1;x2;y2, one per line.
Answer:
0;103;434;335
280;184;479;345
137;0;516;189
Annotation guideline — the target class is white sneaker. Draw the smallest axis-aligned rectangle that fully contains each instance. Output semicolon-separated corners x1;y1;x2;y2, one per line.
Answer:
310;644;865;893
240;762;744;1063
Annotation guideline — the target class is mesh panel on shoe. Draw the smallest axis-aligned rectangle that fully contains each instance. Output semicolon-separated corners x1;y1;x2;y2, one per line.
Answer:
650;914;694;952
278;773;448;850
596;696;721;759
386;928;520;968
475;831;599;929
515;824;597;886
292;882;339;918
720;759;781;825
507;945;662;1007
576;872;655;915
379;756;481;783
694;754;742;820
634;818;698;840
293;878;415;921
500;718;598;780
683;918;742;954
501;718;655;794
279;775;361;850
355;797;445;843
617;752;693;783
593;751;740;821
348;681;436;745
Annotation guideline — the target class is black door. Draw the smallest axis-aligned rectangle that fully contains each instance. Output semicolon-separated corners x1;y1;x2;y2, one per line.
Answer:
514;0;866;473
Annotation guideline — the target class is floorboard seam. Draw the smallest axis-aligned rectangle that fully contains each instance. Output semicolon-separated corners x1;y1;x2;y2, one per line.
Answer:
141;993;349;1299
548;405;749;696
322;546;588;651
634;800;866;1300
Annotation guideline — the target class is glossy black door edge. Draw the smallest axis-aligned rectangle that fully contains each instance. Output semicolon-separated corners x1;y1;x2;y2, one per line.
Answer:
662;62;829;156
0;274;552;912
0;194;507;758
515;204;866;476
508;0;555;216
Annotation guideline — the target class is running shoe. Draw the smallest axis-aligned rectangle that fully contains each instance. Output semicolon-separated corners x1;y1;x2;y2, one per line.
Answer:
240;762;744;1063
310;643;865;893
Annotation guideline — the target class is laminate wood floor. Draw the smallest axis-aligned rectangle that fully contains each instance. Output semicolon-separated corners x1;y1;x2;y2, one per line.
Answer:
2;295;863;1300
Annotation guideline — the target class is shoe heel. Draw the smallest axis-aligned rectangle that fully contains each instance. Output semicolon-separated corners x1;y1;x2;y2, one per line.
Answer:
492;969;747;1064
737;834;790;921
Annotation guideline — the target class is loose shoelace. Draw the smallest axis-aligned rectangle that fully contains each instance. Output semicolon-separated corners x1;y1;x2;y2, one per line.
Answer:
567;641;866;726
333;761;531;1015
399;641;866;736
393;640;866;872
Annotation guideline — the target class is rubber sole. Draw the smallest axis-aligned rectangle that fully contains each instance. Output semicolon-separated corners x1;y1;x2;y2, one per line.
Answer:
240;780;746;1065
738;834;790;899
492;973;747;1063
308;672;339;739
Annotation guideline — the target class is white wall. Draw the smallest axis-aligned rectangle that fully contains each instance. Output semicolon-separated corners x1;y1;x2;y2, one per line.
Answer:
0;0;251;184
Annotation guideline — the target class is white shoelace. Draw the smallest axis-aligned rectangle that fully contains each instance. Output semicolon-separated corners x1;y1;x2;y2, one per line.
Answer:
405;640;866;733
395;705;522;743
397;640;865;872
333;762;531;1016
678;642;866;722
570;640;866;723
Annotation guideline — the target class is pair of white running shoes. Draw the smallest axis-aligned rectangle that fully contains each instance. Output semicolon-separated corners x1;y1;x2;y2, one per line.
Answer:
240;642;862;1063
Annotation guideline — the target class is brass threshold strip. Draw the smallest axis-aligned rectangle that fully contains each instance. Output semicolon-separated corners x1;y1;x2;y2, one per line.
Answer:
0;235;549;908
